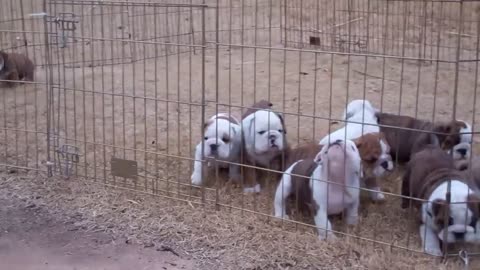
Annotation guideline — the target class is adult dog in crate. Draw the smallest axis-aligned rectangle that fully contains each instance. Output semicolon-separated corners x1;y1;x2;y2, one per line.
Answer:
401;145;480;256
0;51;35;87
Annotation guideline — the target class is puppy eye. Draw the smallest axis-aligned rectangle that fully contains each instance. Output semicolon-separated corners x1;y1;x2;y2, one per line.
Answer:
351;145;356;151
222;137;230;143
278;129;284;133
204;137;208;140
258;131;266;135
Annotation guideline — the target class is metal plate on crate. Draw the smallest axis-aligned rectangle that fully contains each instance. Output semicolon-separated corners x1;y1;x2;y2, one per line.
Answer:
111;157;138;179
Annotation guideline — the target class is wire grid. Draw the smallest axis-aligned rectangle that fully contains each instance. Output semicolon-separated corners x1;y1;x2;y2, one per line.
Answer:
0;0;479;259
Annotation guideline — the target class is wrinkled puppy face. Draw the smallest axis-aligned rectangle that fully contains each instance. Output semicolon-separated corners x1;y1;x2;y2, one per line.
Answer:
434;194;480;244
355;133;394;178
343;99;378;120
244;110;286;154
203;119;237;159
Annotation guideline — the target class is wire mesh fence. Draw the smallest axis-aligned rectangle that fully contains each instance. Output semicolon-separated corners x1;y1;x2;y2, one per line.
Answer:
1;0;480;262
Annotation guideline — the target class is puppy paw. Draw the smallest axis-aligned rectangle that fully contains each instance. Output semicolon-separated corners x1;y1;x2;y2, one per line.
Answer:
370;191;385;202
318;232;337;241
345;215;359;225
424;247;443;257
274;214;290;220
191;173;202;186
243;184;261;194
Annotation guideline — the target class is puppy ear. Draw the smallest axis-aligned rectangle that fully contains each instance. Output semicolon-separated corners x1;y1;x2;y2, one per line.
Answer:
313;151;323;164
431;198;449;218
275;113;287;134
203;119;213;132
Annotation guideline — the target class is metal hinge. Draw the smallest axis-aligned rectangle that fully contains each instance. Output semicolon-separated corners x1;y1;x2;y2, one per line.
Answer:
46;12;79;48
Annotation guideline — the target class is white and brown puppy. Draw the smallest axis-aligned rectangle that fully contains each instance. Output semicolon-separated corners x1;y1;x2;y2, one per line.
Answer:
401;145;480;256
319;99;380;146
274;139;362;240
241;104;288;193
191;113;241;186
286;133;393;202
376;112;472;163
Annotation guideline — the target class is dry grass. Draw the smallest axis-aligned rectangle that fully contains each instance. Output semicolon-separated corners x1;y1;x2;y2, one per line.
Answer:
1;171;478;269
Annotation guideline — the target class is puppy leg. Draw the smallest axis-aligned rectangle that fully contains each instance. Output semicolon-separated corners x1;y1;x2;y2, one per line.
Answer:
228;162;241;184
363;176;385;202
311;180;336;240
419;224;442;256
401;166;412;209
345;197;359;225
5;71;19;87
273;163;296;219
191;143;205;186
243;166;261;193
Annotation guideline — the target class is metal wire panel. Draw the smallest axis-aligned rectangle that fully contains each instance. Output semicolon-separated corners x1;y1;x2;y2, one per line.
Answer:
1;0;479;262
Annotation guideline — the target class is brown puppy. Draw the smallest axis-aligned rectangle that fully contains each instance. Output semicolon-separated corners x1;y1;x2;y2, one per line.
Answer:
0;51;35;87
401;145;479;256
376;112;469;163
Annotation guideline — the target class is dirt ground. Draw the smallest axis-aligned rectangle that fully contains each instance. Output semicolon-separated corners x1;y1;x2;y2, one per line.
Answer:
0;185;194;270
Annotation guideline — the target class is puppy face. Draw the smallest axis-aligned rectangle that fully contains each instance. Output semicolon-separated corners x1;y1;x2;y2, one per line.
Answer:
432;191;480;244
354;133;394;177
243;110;286;154
436;120;470;151
343;99;378;120
203;118;238;160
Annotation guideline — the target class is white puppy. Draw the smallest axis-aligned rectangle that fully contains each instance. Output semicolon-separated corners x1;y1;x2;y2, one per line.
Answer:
241;109;287;192
191;113;241;186
319;99;379;145
274;139;362;240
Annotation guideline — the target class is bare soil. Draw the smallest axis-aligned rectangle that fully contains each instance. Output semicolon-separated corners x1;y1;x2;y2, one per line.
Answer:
0;185;194;270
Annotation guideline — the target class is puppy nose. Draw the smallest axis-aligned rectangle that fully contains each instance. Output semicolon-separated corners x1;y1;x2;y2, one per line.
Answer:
269;134;277;140
456;148;467;156
210;144;218;151
453;232;465;239
381;161;389;169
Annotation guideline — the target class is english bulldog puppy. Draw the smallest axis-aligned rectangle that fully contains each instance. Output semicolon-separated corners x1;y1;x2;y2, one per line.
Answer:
0;50;35;87
286;133;393;202
376;112;472;163
273;139;362;240
191;113;241;186
401;145;480;256
354;132;394;201
241;105;288;193
319;99;380;146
